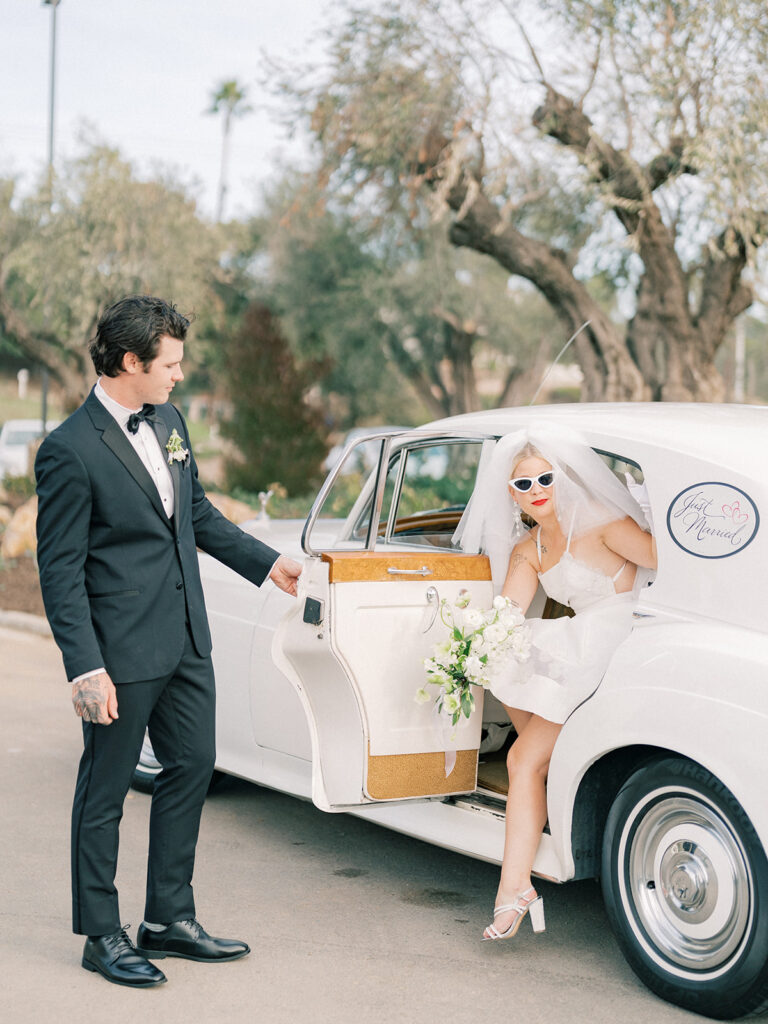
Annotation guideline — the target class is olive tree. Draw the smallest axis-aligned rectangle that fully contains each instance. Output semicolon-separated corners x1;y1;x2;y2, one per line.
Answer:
0;144;226;408
262;175;562;423
278;0;768;401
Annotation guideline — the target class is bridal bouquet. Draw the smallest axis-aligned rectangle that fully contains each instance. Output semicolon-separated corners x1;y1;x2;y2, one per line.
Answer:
416;594;531;726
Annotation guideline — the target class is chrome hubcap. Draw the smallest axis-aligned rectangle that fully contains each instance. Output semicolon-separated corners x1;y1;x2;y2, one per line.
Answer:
625;792;751;972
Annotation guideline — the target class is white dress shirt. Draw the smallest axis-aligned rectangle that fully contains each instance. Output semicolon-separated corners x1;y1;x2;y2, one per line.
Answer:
71;381;176;684
94;379;175;517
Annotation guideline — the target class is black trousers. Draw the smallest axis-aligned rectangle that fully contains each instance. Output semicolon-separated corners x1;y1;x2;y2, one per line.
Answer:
70;627;216;936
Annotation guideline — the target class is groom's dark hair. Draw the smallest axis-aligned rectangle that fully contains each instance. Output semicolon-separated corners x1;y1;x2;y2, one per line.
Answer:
90;295;192;377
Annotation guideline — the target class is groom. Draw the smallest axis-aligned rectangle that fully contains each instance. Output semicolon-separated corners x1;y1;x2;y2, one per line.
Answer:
35;295;303;988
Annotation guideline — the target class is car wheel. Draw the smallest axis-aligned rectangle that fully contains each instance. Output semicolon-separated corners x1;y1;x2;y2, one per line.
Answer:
601;757;768;1020
131;732;163;793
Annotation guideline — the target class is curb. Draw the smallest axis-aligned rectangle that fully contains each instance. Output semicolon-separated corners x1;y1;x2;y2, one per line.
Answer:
0;609;52;636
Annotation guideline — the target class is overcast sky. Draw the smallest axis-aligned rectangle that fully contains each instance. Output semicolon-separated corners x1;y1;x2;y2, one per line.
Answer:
1;0;332;219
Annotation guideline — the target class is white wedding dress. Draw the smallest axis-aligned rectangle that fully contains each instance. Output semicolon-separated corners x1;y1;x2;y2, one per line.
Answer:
488;524;635;724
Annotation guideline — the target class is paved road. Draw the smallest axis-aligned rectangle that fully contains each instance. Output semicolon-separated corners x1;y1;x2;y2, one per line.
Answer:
1;625;754;1024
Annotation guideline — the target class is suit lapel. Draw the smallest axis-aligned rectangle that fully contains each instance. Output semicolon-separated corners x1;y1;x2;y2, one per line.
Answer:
85;389;174;532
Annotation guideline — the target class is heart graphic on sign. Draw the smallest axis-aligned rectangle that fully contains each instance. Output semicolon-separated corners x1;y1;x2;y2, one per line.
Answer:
722;501;749;524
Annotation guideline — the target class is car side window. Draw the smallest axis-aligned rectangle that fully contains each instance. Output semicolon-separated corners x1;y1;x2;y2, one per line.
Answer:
380;441;484;550
594;449;645;486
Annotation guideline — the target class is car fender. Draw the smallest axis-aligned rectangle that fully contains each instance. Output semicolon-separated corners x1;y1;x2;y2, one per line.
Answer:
546;621;768;881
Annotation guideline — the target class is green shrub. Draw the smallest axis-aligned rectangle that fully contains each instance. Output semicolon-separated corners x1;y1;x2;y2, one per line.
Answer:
2;473;36;503
221;303;330;497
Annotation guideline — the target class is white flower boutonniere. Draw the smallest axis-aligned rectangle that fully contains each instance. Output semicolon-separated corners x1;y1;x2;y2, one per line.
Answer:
165;428;190;466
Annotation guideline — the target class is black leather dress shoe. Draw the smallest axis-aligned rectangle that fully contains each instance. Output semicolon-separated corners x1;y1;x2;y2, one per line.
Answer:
82;928;167;987
136;918;250;962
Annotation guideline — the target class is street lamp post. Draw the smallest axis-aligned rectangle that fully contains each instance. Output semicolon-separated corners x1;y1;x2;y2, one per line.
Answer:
41;0;61;435
43;0;61;180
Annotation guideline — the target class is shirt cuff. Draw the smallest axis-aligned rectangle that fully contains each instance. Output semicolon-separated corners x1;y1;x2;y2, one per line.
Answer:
70;667;106;685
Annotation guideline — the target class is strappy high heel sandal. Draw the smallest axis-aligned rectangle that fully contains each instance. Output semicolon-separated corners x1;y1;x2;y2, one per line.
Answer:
481;887;545;941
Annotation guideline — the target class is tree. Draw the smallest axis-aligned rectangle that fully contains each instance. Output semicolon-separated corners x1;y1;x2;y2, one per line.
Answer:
221;302;329;495
0;143;226;408
280;0;768;401
262;175;562;423
207;79;253;222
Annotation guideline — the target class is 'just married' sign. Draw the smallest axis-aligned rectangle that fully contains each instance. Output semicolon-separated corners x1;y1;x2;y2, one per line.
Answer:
666;482;760;559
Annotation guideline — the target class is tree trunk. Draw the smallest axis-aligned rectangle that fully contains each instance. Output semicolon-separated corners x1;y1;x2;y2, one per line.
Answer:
0;297;91;409
443;177;648;401
532;86;752;401
412;85;753;403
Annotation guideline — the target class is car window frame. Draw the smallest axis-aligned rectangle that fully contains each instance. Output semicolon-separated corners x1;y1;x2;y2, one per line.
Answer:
381;438;487;550
301;430;495;558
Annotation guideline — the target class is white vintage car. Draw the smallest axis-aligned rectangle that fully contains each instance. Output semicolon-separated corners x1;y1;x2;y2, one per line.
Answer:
136;403;767;1019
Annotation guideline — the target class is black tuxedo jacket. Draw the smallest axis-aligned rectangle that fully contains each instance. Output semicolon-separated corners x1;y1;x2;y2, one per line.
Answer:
35;388;280;683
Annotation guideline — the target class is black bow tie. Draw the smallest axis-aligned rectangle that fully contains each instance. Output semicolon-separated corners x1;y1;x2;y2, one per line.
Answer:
126;403;156;434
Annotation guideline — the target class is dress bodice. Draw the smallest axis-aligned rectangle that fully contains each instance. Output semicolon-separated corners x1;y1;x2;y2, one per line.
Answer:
536;524;627;613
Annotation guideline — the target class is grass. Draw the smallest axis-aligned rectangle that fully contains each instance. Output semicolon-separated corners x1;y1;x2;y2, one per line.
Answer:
0;377;66;422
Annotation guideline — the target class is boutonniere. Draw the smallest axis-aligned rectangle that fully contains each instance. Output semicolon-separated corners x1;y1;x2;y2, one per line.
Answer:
166;428;190;467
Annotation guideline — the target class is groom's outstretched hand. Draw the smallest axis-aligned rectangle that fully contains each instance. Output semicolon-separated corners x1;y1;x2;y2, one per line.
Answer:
72;671;119;725
269;555;303;597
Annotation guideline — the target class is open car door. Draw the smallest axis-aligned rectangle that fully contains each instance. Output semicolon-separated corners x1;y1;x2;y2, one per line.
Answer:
273;431;495;811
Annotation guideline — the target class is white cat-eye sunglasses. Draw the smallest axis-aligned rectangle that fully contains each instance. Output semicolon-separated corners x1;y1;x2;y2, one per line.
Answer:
508;470;555;493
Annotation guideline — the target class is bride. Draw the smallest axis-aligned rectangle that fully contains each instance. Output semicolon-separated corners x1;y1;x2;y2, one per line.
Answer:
456;427;657;941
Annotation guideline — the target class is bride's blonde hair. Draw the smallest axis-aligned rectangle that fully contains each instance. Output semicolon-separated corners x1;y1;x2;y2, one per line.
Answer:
510;443;546;476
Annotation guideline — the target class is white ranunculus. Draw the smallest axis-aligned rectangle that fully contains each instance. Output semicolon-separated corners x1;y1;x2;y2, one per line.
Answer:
484;622;507;645
465;654;483;679
454;592;471;609
463;608;484;629
493;595;509;611
499;606;525;627
470;636;489;659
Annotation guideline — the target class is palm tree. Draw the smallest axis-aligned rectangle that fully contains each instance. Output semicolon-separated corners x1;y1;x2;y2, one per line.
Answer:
207;79;252;222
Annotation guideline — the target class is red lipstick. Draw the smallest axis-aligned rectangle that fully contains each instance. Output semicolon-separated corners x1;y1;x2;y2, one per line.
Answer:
532;498;548;506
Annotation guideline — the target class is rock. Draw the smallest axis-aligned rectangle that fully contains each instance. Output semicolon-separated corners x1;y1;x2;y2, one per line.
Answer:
1;496;38;559
206;492;257;525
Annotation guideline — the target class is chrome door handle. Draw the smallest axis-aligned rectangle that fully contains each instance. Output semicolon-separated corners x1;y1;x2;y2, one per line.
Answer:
387;566;432;576
422;585;439;632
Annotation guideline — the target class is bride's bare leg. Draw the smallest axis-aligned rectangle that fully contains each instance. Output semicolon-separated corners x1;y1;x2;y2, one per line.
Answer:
483;711;561;937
